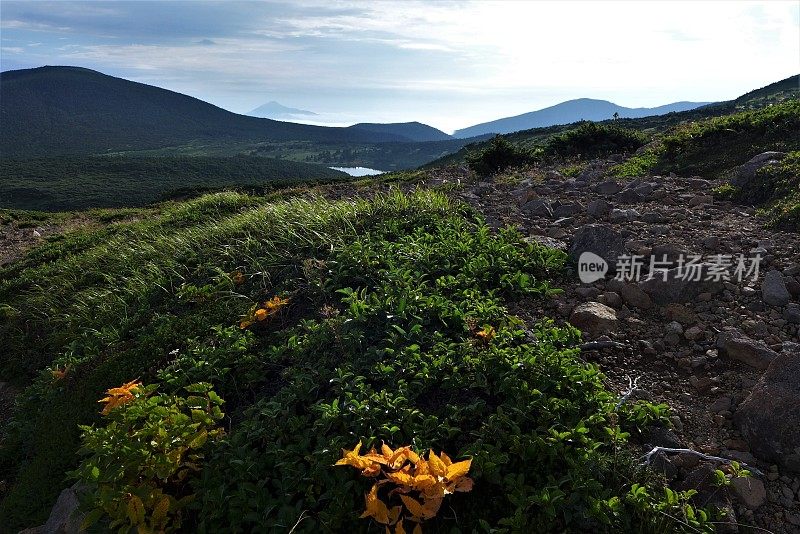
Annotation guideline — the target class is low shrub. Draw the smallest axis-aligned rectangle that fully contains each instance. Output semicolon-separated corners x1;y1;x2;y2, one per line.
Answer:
544;122;647;160
466;136;534;176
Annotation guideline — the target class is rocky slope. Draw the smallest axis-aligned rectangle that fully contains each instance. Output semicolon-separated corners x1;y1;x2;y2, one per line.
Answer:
429;158;800;532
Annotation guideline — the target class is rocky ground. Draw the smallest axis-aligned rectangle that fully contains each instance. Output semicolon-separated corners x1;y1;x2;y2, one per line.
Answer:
4;160;799;532
424;159;800;533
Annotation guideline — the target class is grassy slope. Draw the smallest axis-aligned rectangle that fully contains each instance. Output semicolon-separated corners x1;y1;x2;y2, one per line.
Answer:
0;155;347;211
1;189;710;532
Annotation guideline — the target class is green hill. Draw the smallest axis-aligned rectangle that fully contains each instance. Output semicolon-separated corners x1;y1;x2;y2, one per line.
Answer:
0;155;347;211
347;121;453;142
0;66;411;158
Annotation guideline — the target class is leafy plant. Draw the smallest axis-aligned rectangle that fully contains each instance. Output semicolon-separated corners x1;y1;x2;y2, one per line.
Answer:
336;441;473;533
544;122;647;160
71;382;225;533
466;136;534;176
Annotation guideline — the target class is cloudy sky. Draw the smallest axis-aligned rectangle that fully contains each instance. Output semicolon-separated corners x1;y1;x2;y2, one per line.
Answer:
1;0;798;132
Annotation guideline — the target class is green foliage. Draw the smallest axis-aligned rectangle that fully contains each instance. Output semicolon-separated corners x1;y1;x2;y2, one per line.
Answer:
466;136;535;176
544;122;647;160
1;190;713;532
609;150;660;178
712;183;741;200
726;151;800;231
654;100;800;178
0;155;348;211
71;382;225;533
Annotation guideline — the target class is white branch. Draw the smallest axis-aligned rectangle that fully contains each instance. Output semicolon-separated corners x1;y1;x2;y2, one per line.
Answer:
641;446;764;477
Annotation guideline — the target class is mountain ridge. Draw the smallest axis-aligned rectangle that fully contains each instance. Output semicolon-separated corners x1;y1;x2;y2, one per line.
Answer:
247;101;317;119
347;121;453;142
453;98;712;138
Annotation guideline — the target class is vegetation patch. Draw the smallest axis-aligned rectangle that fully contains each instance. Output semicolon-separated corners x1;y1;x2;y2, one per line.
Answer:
0;155;348;211
544;122;647;160
653;100;800;178
2;190;716;532
466;136;535;176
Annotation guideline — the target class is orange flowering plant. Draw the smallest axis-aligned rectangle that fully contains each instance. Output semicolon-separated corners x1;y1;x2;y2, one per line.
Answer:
335;441;473;533
239;295;290;329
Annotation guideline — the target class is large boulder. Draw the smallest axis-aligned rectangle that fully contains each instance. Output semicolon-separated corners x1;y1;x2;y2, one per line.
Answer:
569;302;618;336
716;328;779;370
639;266;724;305
521;198;553;217
731;151;786;188
735;350;800;472
567;224;626;275
761;270;791;307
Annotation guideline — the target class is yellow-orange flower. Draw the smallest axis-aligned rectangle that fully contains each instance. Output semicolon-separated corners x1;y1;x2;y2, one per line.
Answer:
98;380;141;415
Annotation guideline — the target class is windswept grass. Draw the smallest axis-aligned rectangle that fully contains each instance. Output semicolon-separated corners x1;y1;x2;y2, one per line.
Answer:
2;190;714;532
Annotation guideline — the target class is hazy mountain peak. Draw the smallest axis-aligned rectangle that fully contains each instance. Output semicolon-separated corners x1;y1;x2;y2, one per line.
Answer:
247;101;317;119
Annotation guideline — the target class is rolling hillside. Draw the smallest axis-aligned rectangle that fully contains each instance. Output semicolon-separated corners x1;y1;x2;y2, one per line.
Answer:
347;121;453;142
0;67;411;157
453;98;711;138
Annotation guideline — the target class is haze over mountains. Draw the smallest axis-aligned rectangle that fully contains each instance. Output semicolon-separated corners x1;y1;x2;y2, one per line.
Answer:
453;99;712;138
247;101;317;120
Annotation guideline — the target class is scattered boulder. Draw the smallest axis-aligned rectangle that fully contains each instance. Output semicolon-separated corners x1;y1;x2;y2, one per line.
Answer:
784;303;800;324
609;208;639;223
639;266;724;305
521;198;553;217
716;328;779;370
731;152;786;188
567;224;627;275
730;477;766;510
620;283;652;309
23;484;86;534
587;199;611;218
761;270;791;307
688;195;713;207
735;350;800;472
569;302;618;336
553;202;584;218
595;180;622;195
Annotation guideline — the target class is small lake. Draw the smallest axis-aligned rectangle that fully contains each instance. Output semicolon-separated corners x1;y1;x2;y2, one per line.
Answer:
330;166;385;177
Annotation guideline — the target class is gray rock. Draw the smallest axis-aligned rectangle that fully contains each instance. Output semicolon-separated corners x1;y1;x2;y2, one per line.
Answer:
735;349;800;472
521;198;553;217
620;283;653;309
514;187;537;207
610;208;639;223
587;199;611;218
731;477;766;509
761;270;791;307
616;188;644;204
595;180;622;195
28;485;86;534
784;303;800;324
569;302;618;336
639;266;724;304
688;195;714;207
553;202;584;218
731;152;786;188
567;224;627;275
524;235;568;251
716;328;779;369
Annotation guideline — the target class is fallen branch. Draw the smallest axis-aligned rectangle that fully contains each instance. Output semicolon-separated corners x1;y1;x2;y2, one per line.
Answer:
615;375;640;408
579;340;625;351
641;446;764;477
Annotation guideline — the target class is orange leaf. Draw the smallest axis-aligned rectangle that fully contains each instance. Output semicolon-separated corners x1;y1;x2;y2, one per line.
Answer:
386;471;415;486
413;523;422;534
412;474;437;491
475;325;496;342
381;443;394;458
421;497;443;519
395;519;407;534
454;476;474;492
254;309;268;321
362;463;381;477
427;450;447;478
445;458;472;481
400;495;425;519
440;451;452;467
360;483;392;524
98;380;140;415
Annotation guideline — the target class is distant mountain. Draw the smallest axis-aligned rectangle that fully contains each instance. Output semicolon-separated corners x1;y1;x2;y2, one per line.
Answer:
247;101;317;119
0;66;411;157
454;99;712;138
347;122;453;142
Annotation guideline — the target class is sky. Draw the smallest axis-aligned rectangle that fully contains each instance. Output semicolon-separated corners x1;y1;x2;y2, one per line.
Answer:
1;0;798;133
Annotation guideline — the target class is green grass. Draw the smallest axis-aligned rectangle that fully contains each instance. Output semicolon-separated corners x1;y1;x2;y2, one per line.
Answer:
1;190;715;532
